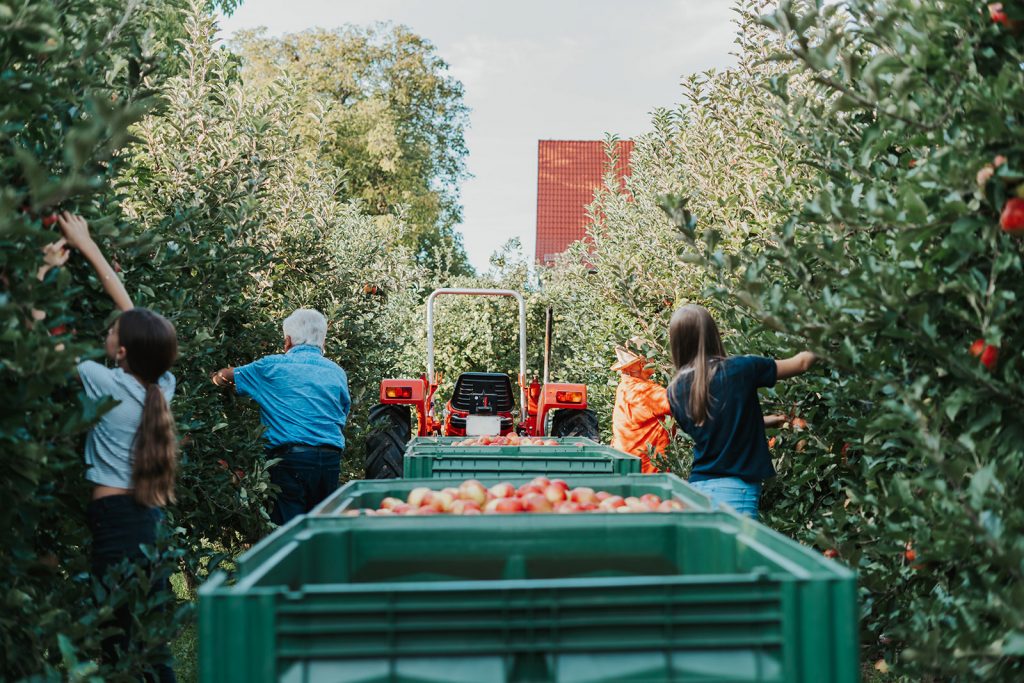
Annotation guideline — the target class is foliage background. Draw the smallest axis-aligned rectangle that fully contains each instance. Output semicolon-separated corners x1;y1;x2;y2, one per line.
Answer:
3;0;1023;680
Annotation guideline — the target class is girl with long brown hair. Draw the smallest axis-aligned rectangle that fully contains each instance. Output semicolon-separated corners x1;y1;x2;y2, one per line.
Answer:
667;304;816;519
57;213;179;681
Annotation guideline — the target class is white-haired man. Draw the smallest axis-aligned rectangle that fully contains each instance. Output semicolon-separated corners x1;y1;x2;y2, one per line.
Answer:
212;309;350;524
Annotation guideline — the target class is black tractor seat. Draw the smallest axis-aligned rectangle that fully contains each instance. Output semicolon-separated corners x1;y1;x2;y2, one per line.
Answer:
449;372;515;414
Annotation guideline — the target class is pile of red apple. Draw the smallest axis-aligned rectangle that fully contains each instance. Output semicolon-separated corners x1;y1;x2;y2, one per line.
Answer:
453;435;564;447
342;477;688;516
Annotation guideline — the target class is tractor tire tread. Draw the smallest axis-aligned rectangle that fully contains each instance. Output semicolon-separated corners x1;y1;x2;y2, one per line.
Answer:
365;403;411;479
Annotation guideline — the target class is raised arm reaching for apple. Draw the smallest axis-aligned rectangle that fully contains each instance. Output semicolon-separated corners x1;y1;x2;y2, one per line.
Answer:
56;212;133;311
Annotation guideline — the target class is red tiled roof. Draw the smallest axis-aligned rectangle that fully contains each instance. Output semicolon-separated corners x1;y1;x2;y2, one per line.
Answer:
535;139;634;264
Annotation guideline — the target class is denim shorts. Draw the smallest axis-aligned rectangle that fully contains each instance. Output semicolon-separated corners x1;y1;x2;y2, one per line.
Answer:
688;477;762;520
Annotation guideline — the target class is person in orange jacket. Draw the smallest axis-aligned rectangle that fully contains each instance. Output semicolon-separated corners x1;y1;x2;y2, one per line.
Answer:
610;338;672;473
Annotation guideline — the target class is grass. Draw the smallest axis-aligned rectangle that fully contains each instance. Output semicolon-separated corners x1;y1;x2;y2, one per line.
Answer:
170;571;198;683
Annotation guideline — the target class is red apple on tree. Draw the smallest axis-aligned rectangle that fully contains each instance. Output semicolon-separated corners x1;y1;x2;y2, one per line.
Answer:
1000;197;1024;236
980;344;999;370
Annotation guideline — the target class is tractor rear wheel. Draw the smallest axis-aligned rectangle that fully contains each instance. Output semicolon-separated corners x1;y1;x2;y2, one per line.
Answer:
365;404;410;479
550;408;600;441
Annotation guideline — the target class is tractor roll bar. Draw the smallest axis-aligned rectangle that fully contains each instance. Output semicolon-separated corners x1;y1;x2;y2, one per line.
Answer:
426;288;528;412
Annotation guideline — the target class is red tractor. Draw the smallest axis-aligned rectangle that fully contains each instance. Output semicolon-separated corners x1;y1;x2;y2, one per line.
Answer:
365;288;599;478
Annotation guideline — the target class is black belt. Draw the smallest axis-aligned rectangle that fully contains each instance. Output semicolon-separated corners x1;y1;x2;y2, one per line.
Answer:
268;443;343;456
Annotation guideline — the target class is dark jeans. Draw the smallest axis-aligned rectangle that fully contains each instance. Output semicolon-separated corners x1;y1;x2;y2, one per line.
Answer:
87;495;177;683
268;445;342;525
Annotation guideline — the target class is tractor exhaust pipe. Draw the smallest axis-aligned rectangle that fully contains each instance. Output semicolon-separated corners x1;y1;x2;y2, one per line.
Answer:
543;306;553;385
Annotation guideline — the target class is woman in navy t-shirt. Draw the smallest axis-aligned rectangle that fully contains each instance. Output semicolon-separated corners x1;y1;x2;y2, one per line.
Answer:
666;305;816;519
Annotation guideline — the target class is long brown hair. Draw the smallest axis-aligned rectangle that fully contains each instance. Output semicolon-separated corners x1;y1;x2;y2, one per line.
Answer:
669;304;726;426
119;308;178;507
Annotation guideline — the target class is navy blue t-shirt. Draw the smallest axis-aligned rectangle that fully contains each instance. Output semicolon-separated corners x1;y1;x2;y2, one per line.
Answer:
667;355;777;483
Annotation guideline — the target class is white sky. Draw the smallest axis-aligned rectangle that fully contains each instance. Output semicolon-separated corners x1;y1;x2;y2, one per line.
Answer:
219;0;739;272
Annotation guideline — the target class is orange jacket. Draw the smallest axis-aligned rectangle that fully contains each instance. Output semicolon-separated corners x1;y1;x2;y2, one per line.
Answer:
610;374;672;473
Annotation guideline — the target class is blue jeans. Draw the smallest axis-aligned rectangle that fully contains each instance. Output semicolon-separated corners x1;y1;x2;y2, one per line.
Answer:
268;445;342;525
87;495;176;682
689;477;762;520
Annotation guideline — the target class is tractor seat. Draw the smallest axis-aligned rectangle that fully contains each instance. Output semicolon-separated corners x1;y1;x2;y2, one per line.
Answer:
450;372;515;414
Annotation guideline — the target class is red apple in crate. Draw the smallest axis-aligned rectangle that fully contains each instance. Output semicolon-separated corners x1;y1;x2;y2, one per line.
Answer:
543;484;567;504
489;483;515;499
458;480;488;505
521;493;553;513
639;494;662;509
441;487;460;498
550;479;569;491
431;491;456;512
555;501;581;513
625;497;649;513
379;497;404;511
450;499;481;515
463;508;482;515
543;439;559;446
570;487;597;504
595;491;611;502
578;502;599;512
517;483;544;497
599;495;626;510
485;497;523;514
392;503;413;515
416;506;439;515
407;487;432;508
531;476;551;488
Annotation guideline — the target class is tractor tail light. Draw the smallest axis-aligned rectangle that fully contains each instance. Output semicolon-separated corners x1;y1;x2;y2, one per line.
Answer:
385;386;414;399
555;390;584;404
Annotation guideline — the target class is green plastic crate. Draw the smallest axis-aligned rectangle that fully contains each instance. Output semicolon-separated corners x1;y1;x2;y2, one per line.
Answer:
402;436;641;478
199;490;858;683
313;473;711;515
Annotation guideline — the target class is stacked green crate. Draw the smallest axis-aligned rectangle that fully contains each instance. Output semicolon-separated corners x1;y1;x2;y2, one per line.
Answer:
200;475;857;683
314;473;710;514
403;436;641;478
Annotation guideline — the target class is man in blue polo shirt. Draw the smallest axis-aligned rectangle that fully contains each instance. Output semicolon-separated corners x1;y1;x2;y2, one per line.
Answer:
212;309;350;524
